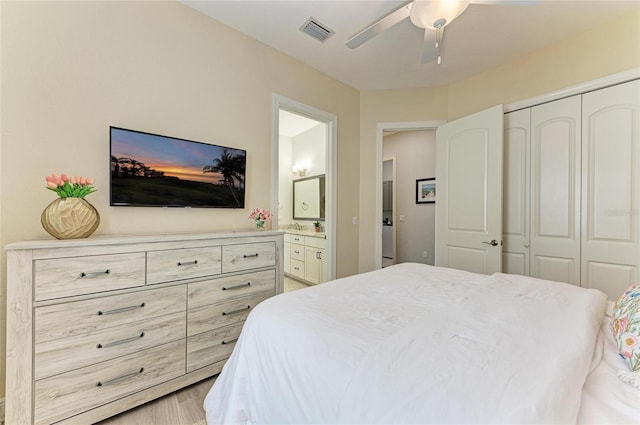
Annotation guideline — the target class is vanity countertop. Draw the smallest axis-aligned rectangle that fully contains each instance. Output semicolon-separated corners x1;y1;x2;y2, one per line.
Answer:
282;229;326;239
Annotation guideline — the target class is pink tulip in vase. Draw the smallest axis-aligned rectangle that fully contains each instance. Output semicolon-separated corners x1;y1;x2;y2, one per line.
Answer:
41;173;100;239
248;208;273;230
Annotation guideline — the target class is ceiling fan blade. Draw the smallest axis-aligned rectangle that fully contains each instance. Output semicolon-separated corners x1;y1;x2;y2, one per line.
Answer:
420;28;438;64
346;1;412;49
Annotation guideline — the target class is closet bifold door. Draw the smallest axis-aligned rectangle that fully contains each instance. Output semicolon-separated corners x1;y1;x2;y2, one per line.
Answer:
502;109;531;276
581;79;640;299
530;95;582;286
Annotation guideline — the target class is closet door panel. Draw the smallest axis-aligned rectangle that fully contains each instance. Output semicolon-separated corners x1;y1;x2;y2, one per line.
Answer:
581;79;640;299
530;95;581;285
533;255;578;284
502;109;530;276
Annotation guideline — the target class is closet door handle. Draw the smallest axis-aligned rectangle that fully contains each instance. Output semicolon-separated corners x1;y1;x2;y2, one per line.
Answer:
482;240;499;247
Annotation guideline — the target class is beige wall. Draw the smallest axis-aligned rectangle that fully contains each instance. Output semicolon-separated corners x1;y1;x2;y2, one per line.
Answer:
447;9;640;120
0;0;360;397
359;87;449;272
358;10;640;273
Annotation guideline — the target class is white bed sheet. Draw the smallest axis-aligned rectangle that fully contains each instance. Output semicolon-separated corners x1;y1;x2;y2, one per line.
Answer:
578;303;640;424
205;263;608;424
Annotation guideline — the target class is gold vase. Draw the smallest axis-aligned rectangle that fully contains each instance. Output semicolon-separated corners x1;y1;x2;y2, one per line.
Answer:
41;197;100;240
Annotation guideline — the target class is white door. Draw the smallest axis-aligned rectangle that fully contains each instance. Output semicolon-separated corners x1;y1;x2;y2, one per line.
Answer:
530;95;581;285
502;109;531;276
435;105;504;274
581;79;640;299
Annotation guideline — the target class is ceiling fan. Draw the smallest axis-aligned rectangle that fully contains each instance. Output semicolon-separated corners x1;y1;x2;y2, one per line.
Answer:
346;0;536;65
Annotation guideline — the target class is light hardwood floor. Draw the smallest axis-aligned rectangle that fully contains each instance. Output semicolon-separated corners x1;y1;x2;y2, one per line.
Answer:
284;276;310;292
96;280;307;425
96;377;214;425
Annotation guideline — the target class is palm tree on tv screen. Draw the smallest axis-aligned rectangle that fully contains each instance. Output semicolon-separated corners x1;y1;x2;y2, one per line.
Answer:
203;149;245;206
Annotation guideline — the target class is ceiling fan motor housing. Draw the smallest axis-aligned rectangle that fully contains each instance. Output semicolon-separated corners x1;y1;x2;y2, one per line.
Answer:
410;0;471;30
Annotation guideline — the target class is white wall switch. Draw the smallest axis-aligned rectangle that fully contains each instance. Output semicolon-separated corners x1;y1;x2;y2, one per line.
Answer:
352;216;358;225
399;215;406;222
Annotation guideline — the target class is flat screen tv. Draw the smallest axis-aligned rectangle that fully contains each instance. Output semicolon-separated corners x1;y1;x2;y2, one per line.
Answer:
110;127;246;208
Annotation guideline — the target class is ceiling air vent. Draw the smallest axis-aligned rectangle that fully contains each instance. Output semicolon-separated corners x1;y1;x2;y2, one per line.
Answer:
299;17;335;43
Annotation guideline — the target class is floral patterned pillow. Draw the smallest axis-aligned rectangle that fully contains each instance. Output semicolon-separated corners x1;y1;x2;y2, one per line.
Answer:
612;283;640;388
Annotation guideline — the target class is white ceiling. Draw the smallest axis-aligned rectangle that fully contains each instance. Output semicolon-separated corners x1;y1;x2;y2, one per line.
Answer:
279;109;323;137
180;0;640;91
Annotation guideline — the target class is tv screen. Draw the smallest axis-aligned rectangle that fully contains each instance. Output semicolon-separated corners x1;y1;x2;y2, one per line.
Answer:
110;127;246;208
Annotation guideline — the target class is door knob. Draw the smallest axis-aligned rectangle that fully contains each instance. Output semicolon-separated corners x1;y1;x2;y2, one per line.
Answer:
482;240;499;247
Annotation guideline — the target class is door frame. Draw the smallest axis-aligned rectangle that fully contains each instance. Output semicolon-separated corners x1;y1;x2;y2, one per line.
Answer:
375;121;444;270
382;156;397;265
271;94;337;281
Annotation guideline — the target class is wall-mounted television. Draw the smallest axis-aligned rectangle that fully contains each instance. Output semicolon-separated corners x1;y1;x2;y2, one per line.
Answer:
110;127;246;208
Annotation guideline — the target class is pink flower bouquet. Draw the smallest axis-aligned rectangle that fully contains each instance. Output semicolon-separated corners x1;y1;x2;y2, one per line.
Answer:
45;173;96;198
248;208;273;221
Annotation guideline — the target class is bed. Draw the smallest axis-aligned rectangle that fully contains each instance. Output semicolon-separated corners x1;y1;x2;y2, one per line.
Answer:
204;263;640;424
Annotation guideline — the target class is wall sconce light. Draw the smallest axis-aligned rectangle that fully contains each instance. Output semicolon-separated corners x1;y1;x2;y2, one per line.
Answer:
292;161;310;178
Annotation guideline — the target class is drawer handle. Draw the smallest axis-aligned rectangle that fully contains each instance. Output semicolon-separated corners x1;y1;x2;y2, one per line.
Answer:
80;269;110;278
294;250;300;254
243;253;259;258
97;332;145;349
222;282;251;291
221;337;239;345
177;260;198;266
97;367;144;387
222;306;250;316
98;302;145;316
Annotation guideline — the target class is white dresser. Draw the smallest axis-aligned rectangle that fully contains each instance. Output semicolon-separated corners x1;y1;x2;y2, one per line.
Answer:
5;231;283;425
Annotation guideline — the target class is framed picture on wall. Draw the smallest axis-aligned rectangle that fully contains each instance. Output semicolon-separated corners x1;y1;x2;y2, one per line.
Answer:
416;178;436;204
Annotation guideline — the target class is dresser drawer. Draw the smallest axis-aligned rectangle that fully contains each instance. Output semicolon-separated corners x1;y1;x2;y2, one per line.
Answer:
188;292;272;337
147;246;222;284
34;340;186;425
290;243;305;261
221;242;276;273
187;270;275;310
35;311;186;380
290;259;305;279
35;285;186;344
34;252;146;301
187;321;243;373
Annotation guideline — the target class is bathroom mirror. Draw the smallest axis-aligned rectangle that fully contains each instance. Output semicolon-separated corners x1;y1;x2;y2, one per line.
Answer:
293;175;325;221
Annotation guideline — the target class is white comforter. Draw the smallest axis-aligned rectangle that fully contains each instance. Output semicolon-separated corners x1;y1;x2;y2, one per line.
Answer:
204;263;607;424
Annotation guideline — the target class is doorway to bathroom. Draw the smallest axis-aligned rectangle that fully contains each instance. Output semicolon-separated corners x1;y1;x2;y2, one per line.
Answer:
271;95;337;291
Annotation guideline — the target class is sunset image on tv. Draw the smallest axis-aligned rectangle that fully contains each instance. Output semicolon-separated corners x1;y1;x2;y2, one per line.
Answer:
110;127;246;208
